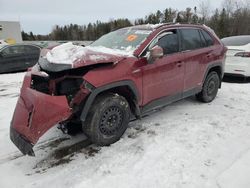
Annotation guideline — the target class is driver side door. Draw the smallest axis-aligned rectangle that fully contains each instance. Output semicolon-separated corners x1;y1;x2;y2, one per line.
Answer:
141;29;185;112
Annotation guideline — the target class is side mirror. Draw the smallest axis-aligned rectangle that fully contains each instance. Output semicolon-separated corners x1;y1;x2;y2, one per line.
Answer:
150;45;164;59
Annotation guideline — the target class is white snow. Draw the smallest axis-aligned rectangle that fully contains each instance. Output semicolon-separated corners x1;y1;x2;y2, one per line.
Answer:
0;73;250;188
0;44;7;50
46;42;134;65
46;42;86;65
85;46;135;56
146;23;165;29
88;55;109;62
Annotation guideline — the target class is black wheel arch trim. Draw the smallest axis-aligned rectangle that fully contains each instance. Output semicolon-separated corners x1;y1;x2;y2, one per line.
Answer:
80;80;140;123
203;62;224;86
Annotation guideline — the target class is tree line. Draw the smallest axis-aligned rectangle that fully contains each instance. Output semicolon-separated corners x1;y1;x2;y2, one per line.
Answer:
22;0;250;41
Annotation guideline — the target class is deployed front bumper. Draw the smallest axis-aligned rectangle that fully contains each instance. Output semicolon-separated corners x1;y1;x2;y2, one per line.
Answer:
10;72;72;156
10;126;35;156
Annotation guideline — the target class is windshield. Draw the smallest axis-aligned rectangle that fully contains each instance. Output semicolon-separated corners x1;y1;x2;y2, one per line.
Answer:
222;36;250;46
90;28;152;52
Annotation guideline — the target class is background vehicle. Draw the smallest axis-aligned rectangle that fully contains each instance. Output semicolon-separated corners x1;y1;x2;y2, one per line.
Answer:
222;35;250;79
10;24;226;156
0;44;41;73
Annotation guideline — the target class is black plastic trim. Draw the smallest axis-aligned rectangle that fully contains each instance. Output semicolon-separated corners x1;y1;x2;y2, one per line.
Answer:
80;80;140;122
10;127;35;156
224;73;248;78
203;62;224;81
141;87;201;115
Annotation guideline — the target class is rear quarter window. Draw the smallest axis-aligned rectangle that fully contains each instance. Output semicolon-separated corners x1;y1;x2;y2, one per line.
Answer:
200;30;214;47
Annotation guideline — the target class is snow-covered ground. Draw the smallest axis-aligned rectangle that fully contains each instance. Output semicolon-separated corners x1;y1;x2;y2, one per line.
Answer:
0;72;250;188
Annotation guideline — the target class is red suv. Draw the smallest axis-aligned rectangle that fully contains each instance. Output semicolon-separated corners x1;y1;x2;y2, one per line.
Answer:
10;24;227;156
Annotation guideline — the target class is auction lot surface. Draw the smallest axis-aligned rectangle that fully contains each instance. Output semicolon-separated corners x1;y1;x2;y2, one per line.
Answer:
0;72;250;188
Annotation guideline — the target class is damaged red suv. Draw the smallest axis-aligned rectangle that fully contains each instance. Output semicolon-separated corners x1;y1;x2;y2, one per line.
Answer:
10;24;227;156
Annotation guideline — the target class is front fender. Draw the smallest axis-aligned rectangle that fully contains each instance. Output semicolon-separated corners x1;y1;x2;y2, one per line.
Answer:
80;80;140;123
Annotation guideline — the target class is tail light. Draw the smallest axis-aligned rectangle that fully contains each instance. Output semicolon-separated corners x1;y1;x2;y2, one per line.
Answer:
235;52;250;57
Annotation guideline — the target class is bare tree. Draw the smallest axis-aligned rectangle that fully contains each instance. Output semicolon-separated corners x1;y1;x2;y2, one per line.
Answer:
222;0;244;15
244;0;250;9
199;0;211;23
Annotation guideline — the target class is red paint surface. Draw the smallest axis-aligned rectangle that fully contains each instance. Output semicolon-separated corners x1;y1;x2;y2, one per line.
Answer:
11;73;72;144
11;24;226;146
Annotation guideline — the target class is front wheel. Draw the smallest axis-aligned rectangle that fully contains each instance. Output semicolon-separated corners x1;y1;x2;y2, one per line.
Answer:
83;93;130;146
196;71;220;103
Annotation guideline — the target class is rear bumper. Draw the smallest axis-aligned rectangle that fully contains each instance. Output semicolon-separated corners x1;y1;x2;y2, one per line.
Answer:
224;73;249;78
225;57;250;77
10;72;72;156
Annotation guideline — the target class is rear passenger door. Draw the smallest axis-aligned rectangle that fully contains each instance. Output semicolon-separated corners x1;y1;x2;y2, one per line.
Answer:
180;28;214;96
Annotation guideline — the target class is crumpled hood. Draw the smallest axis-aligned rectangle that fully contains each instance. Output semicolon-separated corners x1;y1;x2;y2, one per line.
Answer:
39;42;132;72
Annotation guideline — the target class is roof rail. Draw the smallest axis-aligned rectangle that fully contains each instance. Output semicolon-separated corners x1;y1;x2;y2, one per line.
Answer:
154;22;180;29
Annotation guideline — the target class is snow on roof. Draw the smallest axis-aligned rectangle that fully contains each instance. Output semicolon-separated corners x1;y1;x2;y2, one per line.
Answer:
46;42;134;65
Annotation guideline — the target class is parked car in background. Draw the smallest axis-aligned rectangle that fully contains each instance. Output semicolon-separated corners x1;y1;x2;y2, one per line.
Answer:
10;24;226;156
222;35;250;79
0;44;41;74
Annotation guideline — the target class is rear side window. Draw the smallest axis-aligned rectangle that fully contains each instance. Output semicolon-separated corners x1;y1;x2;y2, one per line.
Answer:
181;29;202;51
200;30;214;46
24;46;40;55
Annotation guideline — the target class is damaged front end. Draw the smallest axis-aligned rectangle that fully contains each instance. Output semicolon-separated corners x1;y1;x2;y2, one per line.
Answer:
10;64;93;156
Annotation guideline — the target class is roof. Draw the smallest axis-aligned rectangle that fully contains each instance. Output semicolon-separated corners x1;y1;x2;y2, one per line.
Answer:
124;23;210;31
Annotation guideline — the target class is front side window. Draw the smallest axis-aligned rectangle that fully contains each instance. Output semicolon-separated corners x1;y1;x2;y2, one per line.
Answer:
181;29;202;51
156;30;179;55
145;30;179;56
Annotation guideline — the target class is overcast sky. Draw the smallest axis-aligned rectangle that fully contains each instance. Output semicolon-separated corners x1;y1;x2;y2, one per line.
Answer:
0;0;224;34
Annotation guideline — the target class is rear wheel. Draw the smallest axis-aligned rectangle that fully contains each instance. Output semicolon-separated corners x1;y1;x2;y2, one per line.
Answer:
83;93;130;146
196;71;220;103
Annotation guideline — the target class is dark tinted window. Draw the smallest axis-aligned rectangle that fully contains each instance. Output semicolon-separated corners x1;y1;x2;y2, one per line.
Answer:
181;29;202;51
199;31;207;48
221;36;250;46
24;45;40;54
1;45;25;56
157;31;179;55
201;30;214;46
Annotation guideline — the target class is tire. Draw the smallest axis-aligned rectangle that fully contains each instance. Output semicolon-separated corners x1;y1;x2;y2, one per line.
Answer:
196;71;220;103
83;93;130;146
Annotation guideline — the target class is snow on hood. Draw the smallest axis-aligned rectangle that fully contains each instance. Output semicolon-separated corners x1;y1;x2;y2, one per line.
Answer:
46;42;134;65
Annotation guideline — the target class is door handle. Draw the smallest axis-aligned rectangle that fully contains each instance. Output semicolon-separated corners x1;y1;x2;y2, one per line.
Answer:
206;53;212;58
176;61;183;67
